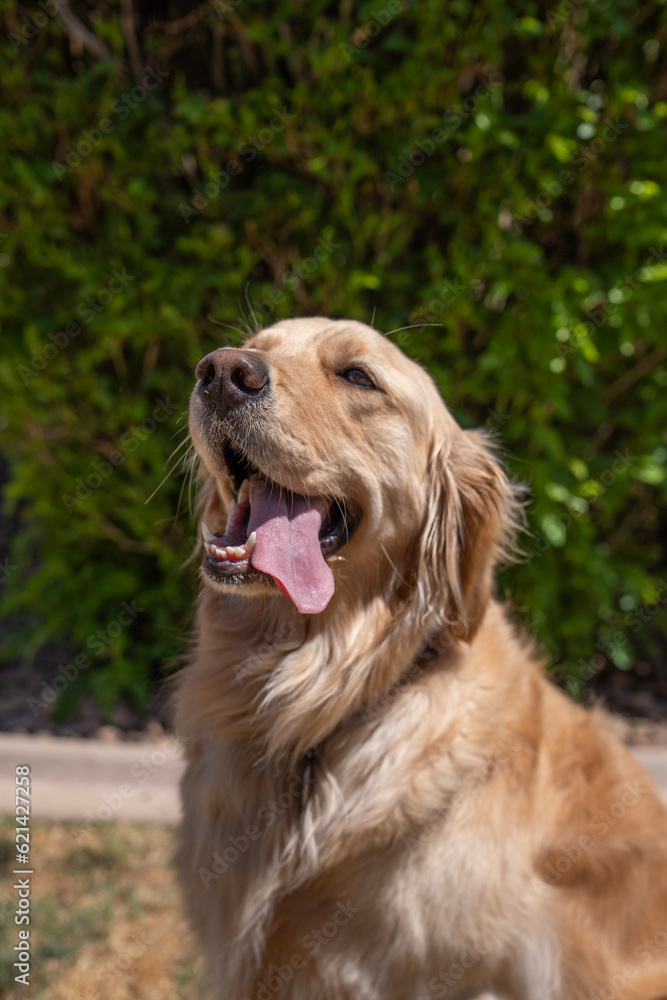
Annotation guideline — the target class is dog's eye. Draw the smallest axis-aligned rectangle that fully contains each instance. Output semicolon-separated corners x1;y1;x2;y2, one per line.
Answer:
339;368;376;389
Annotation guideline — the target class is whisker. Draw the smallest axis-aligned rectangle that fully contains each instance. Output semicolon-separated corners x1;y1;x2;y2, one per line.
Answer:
237;290;257;337
380;543;409;587
386;323;444;337
245;281;260;333
206;315;247;341
185;449;202;518
324;473;348;528
175;449;194;521
166;434;193;465
145;447;192;505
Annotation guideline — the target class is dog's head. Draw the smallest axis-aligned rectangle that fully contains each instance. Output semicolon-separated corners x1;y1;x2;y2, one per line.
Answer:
189;317;520;641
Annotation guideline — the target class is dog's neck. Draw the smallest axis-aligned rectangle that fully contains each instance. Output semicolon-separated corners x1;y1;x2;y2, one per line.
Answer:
295;637;442;806
176;583;456;764
176;595;524;908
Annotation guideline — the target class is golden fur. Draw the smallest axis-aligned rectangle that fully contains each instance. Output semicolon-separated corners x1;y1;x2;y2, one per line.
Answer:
175;317;667;999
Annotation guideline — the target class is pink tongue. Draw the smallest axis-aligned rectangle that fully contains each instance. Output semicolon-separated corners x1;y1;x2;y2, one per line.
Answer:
247;477;335;614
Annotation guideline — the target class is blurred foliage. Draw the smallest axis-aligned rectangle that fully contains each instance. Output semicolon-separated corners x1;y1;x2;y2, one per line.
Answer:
0;0;666;712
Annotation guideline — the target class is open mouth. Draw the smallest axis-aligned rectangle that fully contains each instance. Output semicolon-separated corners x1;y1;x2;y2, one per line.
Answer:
201;441;360;613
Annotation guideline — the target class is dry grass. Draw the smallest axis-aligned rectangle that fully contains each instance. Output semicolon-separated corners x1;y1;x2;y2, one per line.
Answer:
0;816;207;999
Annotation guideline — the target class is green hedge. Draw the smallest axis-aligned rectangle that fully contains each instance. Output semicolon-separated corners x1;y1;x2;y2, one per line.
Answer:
1;0;666;713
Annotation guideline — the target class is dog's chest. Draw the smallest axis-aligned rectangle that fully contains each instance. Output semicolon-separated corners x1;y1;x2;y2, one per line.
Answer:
184;750;545;1000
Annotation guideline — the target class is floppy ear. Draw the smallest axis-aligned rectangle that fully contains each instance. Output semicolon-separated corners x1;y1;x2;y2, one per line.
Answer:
419;428;522;642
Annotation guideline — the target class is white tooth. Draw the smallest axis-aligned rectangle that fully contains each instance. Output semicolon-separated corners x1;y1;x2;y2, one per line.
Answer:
225;499;239;534
205;542;226;559
206;542;228;559
237;479;250;505
201;521;215;543
229;546;246;558
245;531;257;554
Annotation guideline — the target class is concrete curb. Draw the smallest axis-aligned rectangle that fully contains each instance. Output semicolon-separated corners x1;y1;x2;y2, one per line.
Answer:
0;733;185;825
1;733;666;825
630;746;667;804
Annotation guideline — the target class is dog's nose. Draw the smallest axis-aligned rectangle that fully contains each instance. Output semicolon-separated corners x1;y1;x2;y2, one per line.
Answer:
195;348;270;417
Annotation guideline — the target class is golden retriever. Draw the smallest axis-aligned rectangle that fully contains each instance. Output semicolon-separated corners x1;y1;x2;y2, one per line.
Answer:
175;317;667;1000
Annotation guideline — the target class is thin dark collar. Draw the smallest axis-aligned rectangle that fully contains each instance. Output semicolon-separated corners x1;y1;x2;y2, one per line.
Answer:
416;644;440;665
300;748;317;811
297;641;441;811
